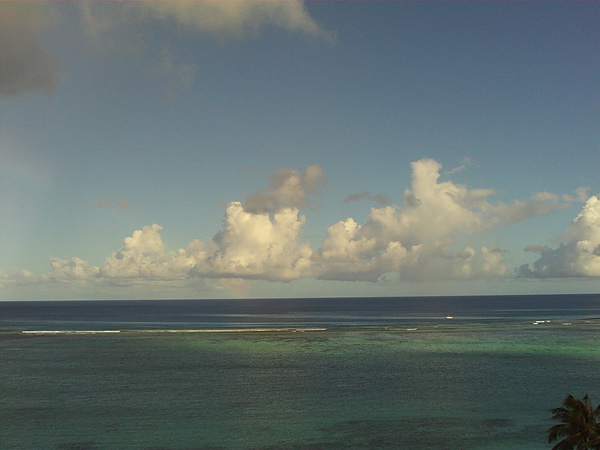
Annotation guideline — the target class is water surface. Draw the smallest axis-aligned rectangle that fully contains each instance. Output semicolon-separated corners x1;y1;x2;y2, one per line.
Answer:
1;295;599;449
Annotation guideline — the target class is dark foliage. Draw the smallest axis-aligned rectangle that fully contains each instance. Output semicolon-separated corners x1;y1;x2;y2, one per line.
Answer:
547;394;600;450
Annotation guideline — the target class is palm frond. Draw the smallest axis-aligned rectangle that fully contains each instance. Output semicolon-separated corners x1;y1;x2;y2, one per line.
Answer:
548;394;600;449
584;436;600;450
551;432;584;450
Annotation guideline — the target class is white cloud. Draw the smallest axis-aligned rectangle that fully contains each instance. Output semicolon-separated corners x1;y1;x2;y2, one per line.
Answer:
244;165;327;214
0;2;59;98
0;268;37;287
315;218;385;282
313;158;560;282
207;202;313;281
98;224;206;285
395;246;508;282
41;257;99;283
518;196;600;278
27;224;209;287
4;159;581;290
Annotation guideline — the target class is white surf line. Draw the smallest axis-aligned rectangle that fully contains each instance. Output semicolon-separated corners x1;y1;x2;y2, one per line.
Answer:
132;328;329;333
21;330;121;334
20;328;329;334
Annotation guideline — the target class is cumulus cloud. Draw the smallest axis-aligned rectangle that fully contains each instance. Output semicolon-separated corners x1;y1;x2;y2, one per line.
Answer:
1;268;38;287
396;246;509;282
0;2;59;98
207;202;313;280
313;158;560;282
98;224;208;285
32;225;210;287
244;165;327;214
314;216;411;282
20;203;313;285
518;196;600;278
5;159;581;289
41;257;100;283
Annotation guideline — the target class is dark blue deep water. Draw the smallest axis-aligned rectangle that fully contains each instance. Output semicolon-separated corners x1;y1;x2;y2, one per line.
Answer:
1;294;599;449
2;294;599;331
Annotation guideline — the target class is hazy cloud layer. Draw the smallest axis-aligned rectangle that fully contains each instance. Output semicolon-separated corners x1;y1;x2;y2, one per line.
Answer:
518;196;600;278
77;1;334;98
2;1;331;99
4;159;595;290
80;1;333;45
0;2;59;98
136;1;335;42
444;157;473;175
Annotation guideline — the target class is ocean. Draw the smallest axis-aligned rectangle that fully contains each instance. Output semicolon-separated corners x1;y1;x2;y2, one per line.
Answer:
1;294;599;449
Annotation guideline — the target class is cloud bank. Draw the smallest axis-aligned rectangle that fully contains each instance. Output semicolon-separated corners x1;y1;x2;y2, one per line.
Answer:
5;158;594;293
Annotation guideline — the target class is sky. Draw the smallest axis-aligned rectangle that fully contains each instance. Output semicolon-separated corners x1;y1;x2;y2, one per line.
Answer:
1;1;599;301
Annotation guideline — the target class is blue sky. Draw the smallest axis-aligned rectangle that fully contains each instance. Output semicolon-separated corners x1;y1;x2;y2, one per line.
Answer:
1;1;598;300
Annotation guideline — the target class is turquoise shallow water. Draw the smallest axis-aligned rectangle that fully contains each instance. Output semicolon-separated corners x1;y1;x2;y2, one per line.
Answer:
1;320;599;449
